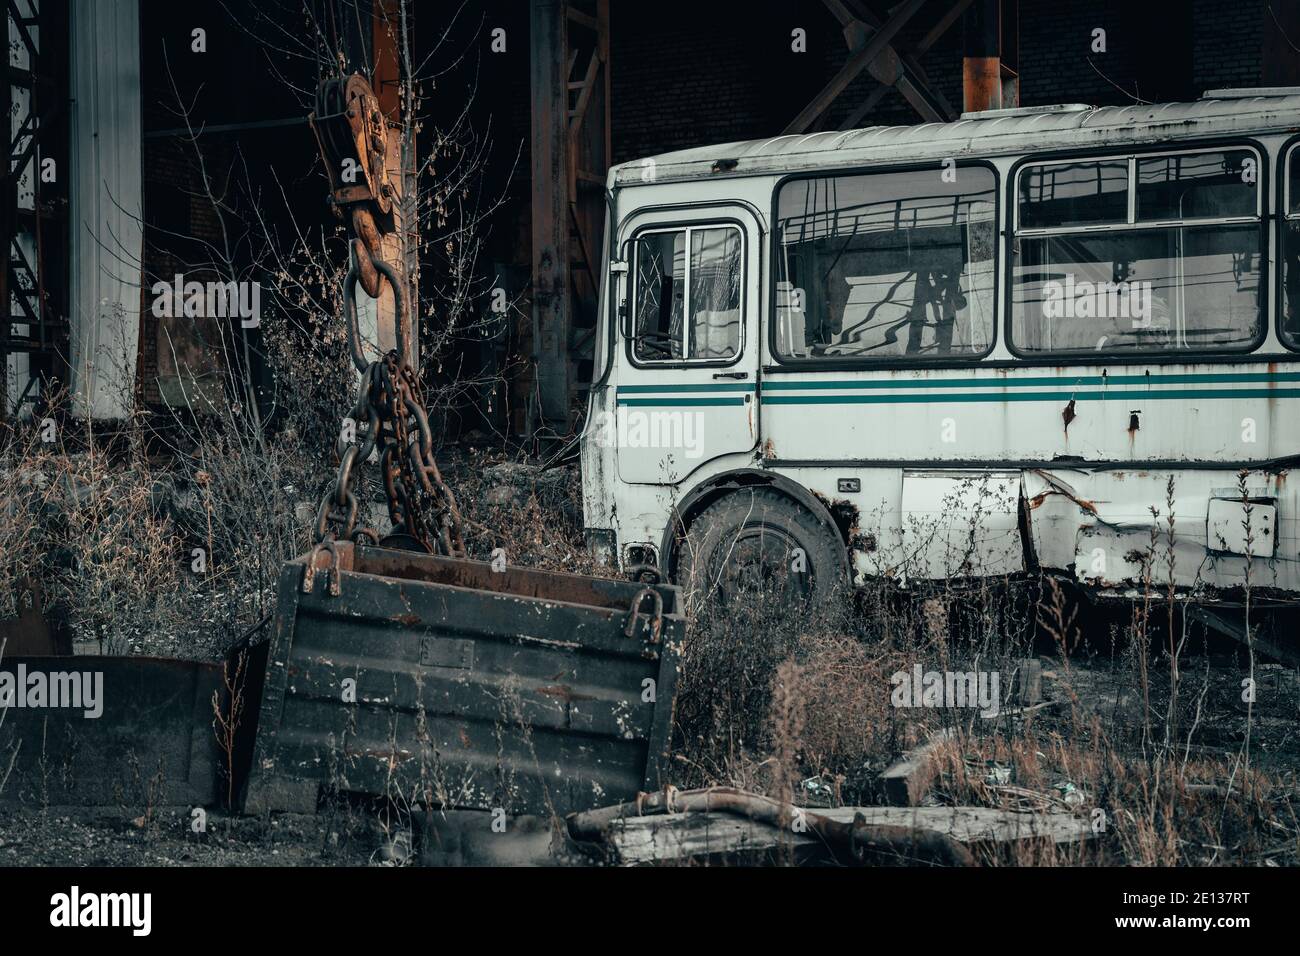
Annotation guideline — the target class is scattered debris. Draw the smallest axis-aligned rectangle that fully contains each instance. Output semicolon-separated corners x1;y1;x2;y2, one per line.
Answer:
800;774;835;805
481;461;573;511
372;830;414;867
879;728;955;806
1053;782;1085;809
983;764;1013;786
0;579;70;656
567;786;1093;866
1040;662;1142;722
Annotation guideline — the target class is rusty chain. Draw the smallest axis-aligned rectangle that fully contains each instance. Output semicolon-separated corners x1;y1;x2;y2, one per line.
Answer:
312;241;467;556
309;74;465;557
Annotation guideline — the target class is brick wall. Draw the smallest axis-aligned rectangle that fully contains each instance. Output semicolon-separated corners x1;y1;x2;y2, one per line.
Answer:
607;0;1272;165
610;2;806;163
1193;0;1265;91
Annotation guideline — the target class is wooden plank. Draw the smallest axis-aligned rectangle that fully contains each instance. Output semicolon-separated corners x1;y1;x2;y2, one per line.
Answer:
609;811;806;865
1018;657;1043;705
1191;607;1300;669
823;805;1093;845
603;805;1093;865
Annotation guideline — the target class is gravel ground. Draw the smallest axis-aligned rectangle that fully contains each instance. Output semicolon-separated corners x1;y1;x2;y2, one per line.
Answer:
0;810;385;867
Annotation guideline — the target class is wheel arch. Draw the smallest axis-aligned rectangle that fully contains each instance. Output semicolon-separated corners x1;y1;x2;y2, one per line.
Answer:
659;469;850;581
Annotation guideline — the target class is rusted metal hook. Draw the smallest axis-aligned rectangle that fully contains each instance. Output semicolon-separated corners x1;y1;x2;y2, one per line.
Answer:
624;586;664;643
302;538;344;597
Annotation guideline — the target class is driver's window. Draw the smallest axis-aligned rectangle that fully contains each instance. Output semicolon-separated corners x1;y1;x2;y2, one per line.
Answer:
632;224;741;362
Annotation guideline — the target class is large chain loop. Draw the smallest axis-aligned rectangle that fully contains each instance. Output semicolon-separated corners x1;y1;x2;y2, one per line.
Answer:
308;72;464;557
314;244;465;557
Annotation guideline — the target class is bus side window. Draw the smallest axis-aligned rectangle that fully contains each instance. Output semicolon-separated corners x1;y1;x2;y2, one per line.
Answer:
632;229;685;360
1011;148;1262;355
631;224;742;362
774;167;997;361
1283;144;1300;350
688;227;741;360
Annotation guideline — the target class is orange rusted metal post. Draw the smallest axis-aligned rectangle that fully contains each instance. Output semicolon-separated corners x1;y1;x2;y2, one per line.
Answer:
373;0;417;368
962;0;1017;114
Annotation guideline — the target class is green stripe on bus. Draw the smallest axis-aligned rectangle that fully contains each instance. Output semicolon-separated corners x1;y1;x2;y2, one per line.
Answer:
762;388;1300;404
617;382;754;393
618;397;748;406
760;371;1300;391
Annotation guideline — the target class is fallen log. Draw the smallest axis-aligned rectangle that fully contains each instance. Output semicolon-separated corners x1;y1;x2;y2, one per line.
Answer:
570;787;973;866
568;787;1093;866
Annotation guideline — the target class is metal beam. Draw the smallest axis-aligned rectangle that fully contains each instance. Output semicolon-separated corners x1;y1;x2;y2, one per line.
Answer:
785;0;927;134
918;0;976;55
530;0;572;429
143;116;309;139
373;0;416;367
830;0;967;128
1;0;68;420
568;44;601;133
854;0;964;120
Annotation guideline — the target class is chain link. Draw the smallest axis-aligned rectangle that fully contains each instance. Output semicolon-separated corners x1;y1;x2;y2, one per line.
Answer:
308;72;465;557
313;245;466;557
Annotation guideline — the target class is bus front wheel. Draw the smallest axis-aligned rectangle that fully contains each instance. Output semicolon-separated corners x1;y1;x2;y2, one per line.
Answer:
675;488;844;609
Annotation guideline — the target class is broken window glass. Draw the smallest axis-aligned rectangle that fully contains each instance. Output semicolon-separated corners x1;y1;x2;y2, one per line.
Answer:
689;227;741;360
632;229;685;361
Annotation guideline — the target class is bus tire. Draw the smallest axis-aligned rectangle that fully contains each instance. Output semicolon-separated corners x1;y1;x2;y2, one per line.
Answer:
676;488;845;608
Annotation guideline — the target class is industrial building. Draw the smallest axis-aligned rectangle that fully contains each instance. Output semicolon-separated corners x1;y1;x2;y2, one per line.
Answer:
2;0;1297;437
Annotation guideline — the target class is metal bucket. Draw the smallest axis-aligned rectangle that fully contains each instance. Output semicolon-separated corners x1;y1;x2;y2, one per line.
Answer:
241;542;684;817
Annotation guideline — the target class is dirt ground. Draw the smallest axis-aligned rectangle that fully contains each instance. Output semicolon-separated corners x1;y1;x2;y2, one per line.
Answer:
3;642;1296;867
3;457;1298;867
0;810;384;867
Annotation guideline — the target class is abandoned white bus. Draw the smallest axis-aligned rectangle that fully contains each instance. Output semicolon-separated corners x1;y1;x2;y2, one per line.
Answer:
579;90;1300;618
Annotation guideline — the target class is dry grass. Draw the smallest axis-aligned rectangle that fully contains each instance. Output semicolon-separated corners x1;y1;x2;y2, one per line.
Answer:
646;475;1299;865
3;373;1296;866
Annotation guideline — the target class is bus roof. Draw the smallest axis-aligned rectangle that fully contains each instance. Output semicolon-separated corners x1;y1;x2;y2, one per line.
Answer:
610;91;1300;187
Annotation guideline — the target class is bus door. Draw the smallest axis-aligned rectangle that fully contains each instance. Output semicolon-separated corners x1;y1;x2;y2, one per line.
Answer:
612;205;762;485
